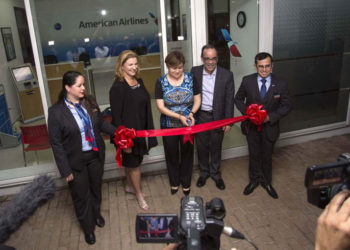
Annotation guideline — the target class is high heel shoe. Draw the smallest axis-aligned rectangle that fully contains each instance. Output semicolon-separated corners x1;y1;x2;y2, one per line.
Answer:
171;186;179;195
137;195;149;210
182;188;190;196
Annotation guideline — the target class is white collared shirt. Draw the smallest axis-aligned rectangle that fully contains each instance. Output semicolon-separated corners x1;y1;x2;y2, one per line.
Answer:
257;75;271;92
65;100;92;151
201;67;217;111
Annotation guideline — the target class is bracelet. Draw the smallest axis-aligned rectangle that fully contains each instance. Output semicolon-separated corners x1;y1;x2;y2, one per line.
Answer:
190;111;195;115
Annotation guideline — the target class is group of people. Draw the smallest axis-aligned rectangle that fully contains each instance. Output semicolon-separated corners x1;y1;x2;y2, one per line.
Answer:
47;44;291;245
139;216;175;239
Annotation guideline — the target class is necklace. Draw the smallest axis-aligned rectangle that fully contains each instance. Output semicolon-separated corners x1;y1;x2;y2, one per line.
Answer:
167;74;184;87
124;77;138;87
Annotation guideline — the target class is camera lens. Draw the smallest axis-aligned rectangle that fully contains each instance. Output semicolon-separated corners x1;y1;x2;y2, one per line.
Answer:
206;198;226;220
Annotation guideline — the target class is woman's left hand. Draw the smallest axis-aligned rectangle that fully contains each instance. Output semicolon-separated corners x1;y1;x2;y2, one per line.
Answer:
222;125;232;133
188;113;195;126
179;115;190;127
65;173;74;182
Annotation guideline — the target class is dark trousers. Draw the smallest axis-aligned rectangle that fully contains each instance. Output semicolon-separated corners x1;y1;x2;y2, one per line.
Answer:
246;127;275;185
68;151;103;234
196;111;225;181
162;135;194;188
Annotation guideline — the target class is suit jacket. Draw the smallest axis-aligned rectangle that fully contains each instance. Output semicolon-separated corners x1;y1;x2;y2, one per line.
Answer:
158;217;168;236
191;65;235;121
235;73;291;141
48;98;116;178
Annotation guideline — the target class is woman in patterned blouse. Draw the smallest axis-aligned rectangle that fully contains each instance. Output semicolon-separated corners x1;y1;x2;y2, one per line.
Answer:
155;51;201;196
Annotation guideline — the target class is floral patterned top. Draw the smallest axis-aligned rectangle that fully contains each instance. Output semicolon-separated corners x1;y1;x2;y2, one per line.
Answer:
155;72;200;128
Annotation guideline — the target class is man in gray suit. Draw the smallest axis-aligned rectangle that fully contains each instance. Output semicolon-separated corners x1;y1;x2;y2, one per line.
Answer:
235;52;291;199
191;44;235;190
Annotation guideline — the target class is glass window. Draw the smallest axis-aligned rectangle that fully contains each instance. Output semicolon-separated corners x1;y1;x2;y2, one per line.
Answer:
0;1;53;174
273;0;350;132
165;0;193;72
33;0;168;161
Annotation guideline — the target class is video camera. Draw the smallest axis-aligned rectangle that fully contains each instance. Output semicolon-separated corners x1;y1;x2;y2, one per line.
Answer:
135;196;258;250
304;153;350;208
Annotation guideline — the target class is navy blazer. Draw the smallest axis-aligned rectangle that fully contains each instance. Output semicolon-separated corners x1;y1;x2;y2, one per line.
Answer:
48;99;116;178
191;65;235;120
235;73;291;141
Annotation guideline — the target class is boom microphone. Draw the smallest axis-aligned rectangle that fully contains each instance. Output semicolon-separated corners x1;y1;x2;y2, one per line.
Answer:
223;226;259;250
0;175;56;243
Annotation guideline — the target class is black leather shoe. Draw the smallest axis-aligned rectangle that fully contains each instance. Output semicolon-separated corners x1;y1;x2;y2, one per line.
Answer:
215;178;226;190
243;182;259;195
182;188;190;196
96;216;105;228
263;184;278;199
171;187;179;195
196;176;208;188
85;232;96;245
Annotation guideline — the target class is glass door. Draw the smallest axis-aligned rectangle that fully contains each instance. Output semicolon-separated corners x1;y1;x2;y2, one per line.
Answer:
165;0;193;72
207;0;259;149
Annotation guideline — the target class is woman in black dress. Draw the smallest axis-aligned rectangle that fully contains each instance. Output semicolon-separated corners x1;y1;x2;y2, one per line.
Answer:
109;50;157;210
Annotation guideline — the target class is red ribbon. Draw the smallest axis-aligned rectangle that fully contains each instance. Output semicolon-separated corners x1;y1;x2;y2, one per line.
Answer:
139;229;172;234
244;104;267;131
113;104;267;168
113;126;136;167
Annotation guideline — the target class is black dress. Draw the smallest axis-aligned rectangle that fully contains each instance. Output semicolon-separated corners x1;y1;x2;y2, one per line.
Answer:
109;78;157;167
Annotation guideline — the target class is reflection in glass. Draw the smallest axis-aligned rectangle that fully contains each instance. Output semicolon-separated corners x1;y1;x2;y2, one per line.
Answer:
0;0;54;171
165;0;192;72
273;0;350;132
207;0;259;149
207;0;230;69
34;0;166;160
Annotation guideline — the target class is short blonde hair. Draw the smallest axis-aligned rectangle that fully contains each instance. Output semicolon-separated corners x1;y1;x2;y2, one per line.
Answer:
114;50;140;81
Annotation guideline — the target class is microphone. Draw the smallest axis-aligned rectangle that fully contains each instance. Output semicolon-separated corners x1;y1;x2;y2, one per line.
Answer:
223;226;245;239
223;226;259;250
0;175;55;243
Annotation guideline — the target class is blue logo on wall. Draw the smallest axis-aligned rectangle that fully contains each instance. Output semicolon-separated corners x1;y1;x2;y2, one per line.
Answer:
54;23;62;30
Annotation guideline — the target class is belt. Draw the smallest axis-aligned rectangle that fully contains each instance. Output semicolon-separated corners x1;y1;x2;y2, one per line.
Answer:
82;150;94;153
82;150;98;162
199;110;213;115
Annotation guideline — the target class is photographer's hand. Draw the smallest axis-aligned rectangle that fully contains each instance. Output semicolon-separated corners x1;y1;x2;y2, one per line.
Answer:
315;190;350;250
162;243;180;250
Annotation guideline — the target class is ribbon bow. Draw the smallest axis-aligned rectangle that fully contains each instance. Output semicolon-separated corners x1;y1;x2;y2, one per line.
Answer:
113;126;136;168
112;104;268;168
245;104;267;131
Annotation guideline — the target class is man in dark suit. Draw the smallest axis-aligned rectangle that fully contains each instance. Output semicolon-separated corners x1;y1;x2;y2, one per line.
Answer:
158;217;168;238
191;44;235;190
235;52;291;199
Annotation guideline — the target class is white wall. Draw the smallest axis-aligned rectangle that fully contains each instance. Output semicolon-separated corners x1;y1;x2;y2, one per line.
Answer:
0;0;25;122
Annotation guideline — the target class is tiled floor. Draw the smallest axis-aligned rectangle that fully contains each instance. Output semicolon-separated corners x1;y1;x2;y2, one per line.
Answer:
1;134;350;250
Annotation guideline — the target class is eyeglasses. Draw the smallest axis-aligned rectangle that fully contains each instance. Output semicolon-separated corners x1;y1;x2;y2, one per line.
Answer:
257;64;271;69
203;57;218;62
